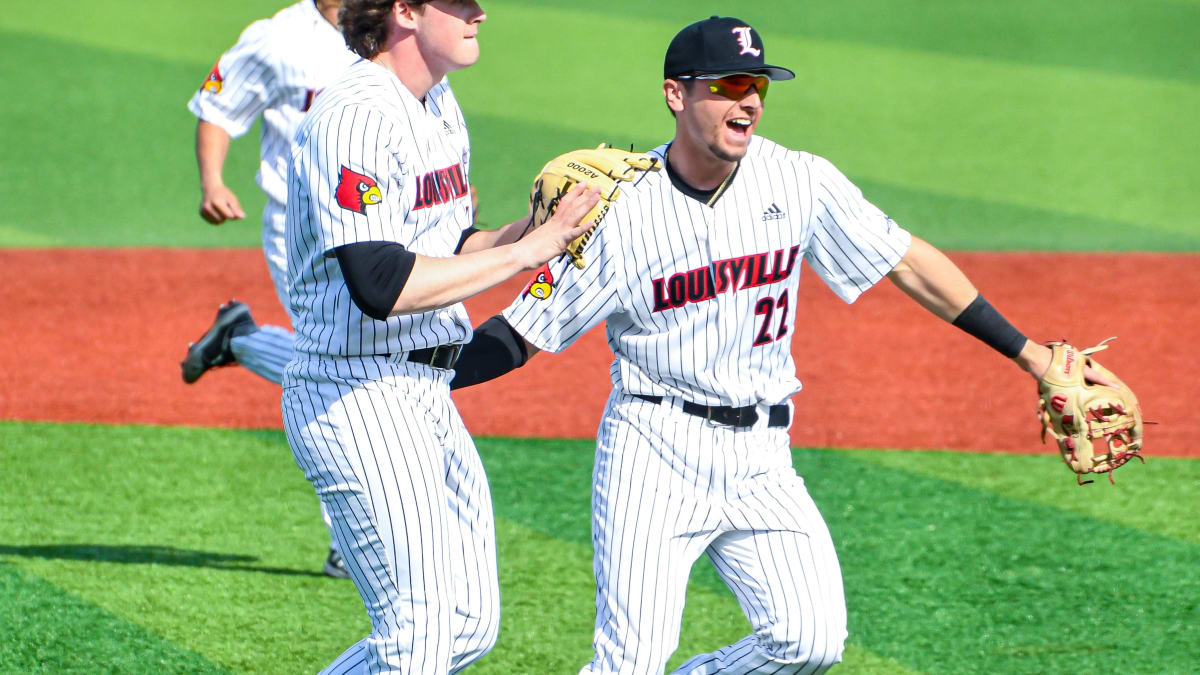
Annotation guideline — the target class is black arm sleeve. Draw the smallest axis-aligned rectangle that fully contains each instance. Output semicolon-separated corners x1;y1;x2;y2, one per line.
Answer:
951;293;1028;358
334;241;416;322
455;227;480;254
449;315;531;390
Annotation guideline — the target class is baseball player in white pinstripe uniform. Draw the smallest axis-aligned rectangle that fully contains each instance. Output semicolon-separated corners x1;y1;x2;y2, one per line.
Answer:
280;1;601;672
183;0;357;387
450;16;1072;674
181;0;357;579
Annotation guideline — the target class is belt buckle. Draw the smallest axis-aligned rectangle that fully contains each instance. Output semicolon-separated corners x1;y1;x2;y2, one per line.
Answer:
704;406;724;428
705;405;758;428
429;345;442;366
733;406;759;427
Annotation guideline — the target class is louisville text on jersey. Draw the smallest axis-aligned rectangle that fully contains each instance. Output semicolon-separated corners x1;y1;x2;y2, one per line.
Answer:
412;163;468;211
335;166;383;214
652;245;801;312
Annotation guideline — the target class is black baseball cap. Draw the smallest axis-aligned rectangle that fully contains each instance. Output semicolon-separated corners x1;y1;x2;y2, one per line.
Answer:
663;16;795;81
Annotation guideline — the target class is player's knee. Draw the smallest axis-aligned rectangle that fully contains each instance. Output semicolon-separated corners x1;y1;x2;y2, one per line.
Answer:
478;607;501;655
755;618;845;673
452;603;500;668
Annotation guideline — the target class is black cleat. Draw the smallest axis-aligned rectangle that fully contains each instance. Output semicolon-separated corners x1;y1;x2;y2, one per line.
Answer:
180;300;257;383
323;548;350;579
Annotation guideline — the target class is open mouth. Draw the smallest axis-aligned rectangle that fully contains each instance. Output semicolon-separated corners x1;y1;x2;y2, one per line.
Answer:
726;118;753;135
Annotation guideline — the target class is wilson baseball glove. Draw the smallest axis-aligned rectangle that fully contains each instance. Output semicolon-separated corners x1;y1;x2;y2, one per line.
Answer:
528;144;661;269
1036;338;1144;484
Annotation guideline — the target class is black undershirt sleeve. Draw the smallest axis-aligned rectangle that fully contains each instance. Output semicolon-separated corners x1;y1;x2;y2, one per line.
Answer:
455;227;480;254
334;241;416;321
449;315;531;390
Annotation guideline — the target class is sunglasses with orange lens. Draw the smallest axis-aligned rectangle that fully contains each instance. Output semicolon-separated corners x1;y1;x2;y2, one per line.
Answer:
695;73;770;101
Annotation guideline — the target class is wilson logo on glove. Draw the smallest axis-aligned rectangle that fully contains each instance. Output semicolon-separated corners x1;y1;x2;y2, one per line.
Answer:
1036;337;1146;485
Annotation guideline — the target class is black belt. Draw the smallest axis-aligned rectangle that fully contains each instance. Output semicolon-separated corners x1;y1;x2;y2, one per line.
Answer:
401;344;461;370
632;394;789;428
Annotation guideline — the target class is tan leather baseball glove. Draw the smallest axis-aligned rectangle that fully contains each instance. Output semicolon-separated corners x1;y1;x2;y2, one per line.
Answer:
527;144;661;269
1036;338;1145;484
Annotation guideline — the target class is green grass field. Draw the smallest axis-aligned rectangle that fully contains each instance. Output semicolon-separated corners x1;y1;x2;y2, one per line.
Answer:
2;1;1199;673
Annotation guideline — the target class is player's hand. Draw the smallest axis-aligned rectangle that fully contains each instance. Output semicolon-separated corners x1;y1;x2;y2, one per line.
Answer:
199;184;246;224
514;183;601;269
1013;339;1122;388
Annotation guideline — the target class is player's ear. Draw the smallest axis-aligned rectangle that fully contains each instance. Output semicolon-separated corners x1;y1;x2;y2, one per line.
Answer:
394;1;422;31
664;79;687;115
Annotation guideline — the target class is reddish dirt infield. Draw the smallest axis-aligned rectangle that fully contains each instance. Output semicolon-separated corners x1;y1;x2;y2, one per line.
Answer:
1;248;1194;456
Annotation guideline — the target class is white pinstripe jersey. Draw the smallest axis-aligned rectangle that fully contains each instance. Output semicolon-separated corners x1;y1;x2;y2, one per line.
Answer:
285;60;474;356
187;0;358;208
503;136;912;407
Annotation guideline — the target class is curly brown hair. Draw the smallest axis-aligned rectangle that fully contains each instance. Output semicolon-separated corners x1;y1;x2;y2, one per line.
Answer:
340;0;435;59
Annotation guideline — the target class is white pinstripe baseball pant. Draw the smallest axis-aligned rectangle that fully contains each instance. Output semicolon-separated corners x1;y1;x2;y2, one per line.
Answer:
282;355;500;674
229;201;295;386
581;393;847;674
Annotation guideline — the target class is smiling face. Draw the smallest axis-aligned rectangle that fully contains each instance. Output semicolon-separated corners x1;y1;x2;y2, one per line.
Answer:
667;74;764;165
412;0;487;76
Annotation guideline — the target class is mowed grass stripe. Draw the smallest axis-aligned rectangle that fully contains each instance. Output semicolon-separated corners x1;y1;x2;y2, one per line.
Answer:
3;19;1181;253
5;0;1195;86
0;422;911;673
4;4;1198;250
841;448;1200;545
0;30;266;248
0;423;367;673
6;422;1196;671
0;562;229;674
499;0;1200;86
0;0;290;65
490;517;917;675
795;449;1200;673
464;111;1200;252
451;4;1199;239
484;437;1200;673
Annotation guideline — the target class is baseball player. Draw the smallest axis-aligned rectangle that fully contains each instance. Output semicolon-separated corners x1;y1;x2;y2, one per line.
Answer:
449;16;1117;674
180;0;358;579
280;1;602;672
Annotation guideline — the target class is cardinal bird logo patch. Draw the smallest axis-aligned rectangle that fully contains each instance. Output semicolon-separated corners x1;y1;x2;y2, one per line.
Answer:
202;62;223;94
524;264;555;300
335;166;383;214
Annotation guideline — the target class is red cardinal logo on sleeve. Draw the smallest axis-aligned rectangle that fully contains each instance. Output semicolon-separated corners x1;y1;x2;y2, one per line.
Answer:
523;264;555;300
335;166;383;214
202;62;223;93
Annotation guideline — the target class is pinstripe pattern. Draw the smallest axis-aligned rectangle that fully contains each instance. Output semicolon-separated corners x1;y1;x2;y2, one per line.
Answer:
582;394;844;674
187;2;357;388
230;324;293;383
502;135;902;673
187;1;357;207
286;60;473;357
282;356;499;674
282;49;487;673
504;136;911;406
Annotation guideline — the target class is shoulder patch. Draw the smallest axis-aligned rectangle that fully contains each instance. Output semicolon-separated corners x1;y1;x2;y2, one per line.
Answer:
523;264;555;300
335;166;382;214
202;61;223;94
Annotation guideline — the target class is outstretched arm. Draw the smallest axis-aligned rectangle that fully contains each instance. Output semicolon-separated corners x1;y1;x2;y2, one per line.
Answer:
886;236;1055;378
